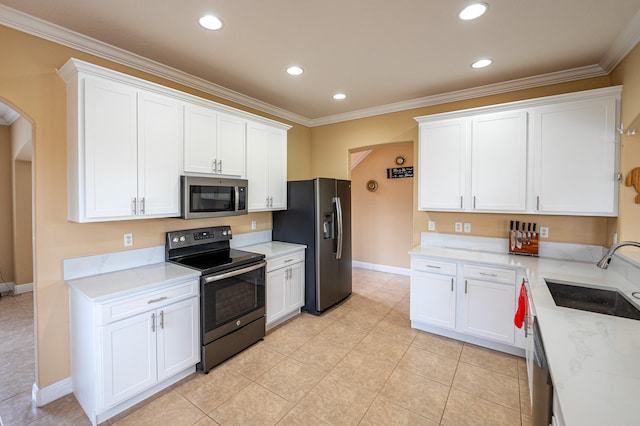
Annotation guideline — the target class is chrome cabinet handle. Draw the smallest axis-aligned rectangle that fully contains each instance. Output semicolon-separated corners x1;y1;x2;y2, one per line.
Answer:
473;196;476;209
270;197;273;207
160;310;165;329
147;296;168;304
537;195;540;210
460;195;463;209
132;197;137;215
218;160;222;174
425;264;441;269
266;197;270;207
479;272;498;277
451;278;454;292
151;312;156;332
212;159;218;173
140;197;145;215
465;280;468;294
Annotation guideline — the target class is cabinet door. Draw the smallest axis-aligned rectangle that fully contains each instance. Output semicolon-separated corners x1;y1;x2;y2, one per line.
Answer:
266;267;288;324
418;119;468;211
246;123;271;211
156;298;200;381
138;91;183;217
84;77;138;219
287;262;305;312
268;129;288;210
531;97;618;215
461;279;515;344
216;113;246;177
471;111;527;211
102;312;157;408
184;104;217;174
410;271;456;329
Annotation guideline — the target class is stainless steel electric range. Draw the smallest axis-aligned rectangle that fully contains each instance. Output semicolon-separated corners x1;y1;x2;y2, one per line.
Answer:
165;226;266;373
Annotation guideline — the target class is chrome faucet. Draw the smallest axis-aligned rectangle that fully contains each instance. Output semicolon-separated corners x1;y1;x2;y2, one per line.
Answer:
596;241;640;269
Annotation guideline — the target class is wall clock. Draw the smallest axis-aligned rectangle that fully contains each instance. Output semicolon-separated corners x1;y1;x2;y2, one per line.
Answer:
366;180;378;192
395;155;406;165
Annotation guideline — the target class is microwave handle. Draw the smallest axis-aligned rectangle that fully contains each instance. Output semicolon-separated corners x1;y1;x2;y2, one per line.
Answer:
235;185;240;211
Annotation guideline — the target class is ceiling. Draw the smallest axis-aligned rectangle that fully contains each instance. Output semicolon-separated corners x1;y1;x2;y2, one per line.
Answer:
1;0;640;126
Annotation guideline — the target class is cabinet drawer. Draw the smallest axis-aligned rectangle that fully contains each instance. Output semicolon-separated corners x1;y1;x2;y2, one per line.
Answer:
267;250;305;272
411;258;457;276
100;280;199;324
463;264;516;284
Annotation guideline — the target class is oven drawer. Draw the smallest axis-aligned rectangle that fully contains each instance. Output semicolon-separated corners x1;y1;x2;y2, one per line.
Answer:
267;251;305;272
100;279;199;324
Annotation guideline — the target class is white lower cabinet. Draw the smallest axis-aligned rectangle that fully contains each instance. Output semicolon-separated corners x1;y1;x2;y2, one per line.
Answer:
410;255;522;354
69;276;200;426
266;250;305;328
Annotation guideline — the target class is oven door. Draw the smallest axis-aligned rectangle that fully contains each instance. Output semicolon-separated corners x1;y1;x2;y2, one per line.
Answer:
201;261;266;344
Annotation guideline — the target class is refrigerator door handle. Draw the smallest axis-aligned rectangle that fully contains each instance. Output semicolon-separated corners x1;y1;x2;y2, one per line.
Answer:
334;196;343;259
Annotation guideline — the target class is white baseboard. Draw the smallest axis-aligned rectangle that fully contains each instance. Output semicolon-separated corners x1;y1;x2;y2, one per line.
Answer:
32;377;73;407
14;282;33;294
352;261;410;276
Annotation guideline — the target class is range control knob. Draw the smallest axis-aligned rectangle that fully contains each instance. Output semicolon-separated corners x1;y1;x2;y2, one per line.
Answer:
222;231;227;236
179;236;186;242
172;237;179;243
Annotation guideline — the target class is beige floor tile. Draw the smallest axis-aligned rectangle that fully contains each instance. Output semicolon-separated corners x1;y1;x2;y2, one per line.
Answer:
520;379;532;416
0;347;34;375
280;312;335;336
360;397;439;426
0;364;34;402
174;365;252;413
382;306;411;328
378;368;449;423
316;320;369;351
297;375;376;425
452;362;520;410
335;308;383;332
256;357;325;403
522;413;533;426
25;394;91;426
326;350;397;393
275;406;331;425
370;318;418;345
111;390;204;426
460;343;519;378
411;331;463;360
397;345;459;386
192;416;220;426
224;342;286;380
262;324;313;355
210;382;293;426
289;335;351;372
441;388;522;426
0;390;45;426
352;332;410;364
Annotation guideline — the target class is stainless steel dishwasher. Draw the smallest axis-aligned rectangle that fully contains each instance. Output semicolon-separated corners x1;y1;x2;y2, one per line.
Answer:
532;317;553;426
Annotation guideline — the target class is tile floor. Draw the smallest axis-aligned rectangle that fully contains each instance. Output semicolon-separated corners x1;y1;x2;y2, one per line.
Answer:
0;268;532;425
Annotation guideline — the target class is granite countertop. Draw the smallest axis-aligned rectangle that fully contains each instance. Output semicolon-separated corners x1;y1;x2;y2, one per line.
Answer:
65;262;201;302
241;241;307;259
410;245;640;426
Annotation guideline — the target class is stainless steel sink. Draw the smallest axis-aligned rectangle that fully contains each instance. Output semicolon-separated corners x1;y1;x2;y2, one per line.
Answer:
545;280;640;321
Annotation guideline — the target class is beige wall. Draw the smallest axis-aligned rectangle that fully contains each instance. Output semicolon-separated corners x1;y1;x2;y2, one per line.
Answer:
0;125;14;283
0;24;312;389
310;78;618;248
611;42;640;262
13;160;33;284
351;143;413;268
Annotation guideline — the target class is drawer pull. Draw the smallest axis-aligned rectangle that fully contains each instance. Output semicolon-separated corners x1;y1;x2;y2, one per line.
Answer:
148;296;168;304
451;278;454;292
479;272;499;277
160;310;165;329
151;312;156;332
465;280;468;294
284;259;294;263
425;265;441;269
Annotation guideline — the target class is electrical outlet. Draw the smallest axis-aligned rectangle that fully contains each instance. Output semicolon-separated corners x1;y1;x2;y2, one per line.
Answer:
124;233;133;247
455;222;463;232
428;221;436;231
251;220;257;230
463;223;471;233
540;227;549;238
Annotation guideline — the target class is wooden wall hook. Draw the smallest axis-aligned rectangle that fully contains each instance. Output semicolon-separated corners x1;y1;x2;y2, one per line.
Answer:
625;167;640;204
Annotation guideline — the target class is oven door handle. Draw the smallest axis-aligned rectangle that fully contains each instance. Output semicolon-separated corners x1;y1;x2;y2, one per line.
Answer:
204;261;267;283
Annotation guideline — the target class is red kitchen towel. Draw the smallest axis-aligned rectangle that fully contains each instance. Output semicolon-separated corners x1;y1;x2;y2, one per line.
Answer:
514;281;527;328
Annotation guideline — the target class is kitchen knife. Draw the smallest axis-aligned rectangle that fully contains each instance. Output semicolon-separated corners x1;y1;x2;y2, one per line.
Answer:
527;222;532;244
516;221;522;249
533;223;537;239
510;220;515;250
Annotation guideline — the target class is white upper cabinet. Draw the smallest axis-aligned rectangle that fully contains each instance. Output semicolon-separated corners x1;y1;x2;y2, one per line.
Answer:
471;110;527;212
416;86;621;216
59;58;290;222
530;95;619;216
246;122;288;211
184;105;246;177
418;119;468;211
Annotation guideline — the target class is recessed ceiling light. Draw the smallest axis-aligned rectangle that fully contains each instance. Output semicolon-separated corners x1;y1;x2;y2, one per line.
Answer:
286;66;304;76
333;93;347;100
471;58;493;69
199;15;223;30
459;3;488;20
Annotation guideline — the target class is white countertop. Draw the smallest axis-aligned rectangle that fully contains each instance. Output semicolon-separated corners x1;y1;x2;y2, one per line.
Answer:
65;262;201;302
241;241;306;259
410;245;640;426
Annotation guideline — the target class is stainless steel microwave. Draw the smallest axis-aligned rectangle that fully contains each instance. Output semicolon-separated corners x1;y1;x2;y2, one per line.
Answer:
181;176;248;219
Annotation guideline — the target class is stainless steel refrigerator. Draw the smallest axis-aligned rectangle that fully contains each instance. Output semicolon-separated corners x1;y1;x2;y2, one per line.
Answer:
273;178;352;315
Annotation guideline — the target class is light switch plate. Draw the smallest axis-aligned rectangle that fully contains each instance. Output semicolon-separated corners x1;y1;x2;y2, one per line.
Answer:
428;221;436;231
455;222;463;232
464;223;471;233
251;220;257;230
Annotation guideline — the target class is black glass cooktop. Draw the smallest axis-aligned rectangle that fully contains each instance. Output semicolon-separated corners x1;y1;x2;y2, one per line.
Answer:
172;249;264;275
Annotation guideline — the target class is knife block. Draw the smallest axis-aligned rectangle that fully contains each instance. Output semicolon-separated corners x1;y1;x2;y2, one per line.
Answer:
509;232;539;256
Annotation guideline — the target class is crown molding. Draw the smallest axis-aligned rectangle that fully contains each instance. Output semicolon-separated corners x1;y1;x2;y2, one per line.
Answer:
1;4;638;129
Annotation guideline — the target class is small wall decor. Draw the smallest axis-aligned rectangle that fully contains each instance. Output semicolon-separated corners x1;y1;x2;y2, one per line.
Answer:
366;180;378;192
625;167;640;203
387;166;414;179
394;155;406;165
